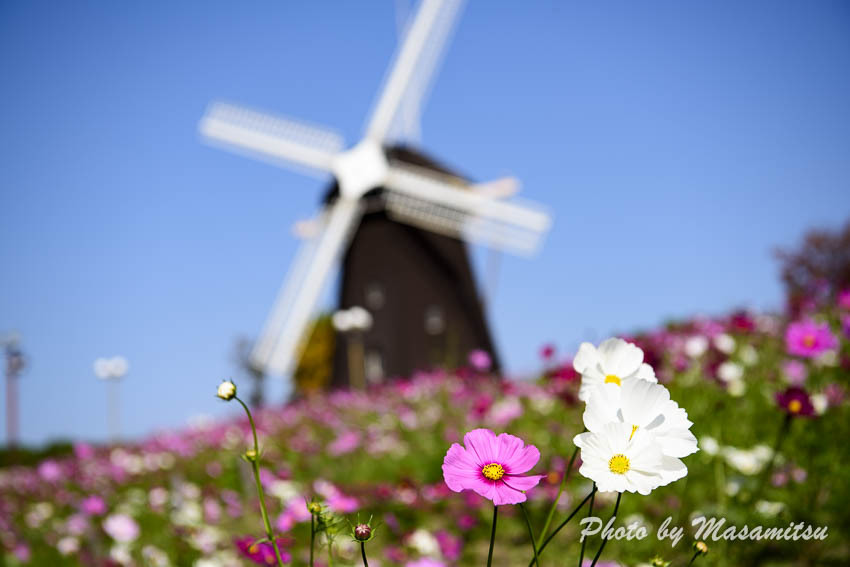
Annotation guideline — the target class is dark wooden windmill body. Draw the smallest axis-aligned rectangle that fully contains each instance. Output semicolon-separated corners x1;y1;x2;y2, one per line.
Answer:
328;147;500;386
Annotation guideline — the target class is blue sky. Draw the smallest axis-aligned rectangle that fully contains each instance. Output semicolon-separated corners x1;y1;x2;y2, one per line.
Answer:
1;1;848;445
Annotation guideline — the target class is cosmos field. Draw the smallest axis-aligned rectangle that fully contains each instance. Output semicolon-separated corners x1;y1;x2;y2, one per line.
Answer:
2;281;849;567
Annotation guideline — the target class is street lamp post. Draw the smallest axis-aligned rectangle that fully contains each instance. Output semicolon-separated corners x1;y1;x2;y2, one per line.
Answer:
3;334;25;448
94;356;128;442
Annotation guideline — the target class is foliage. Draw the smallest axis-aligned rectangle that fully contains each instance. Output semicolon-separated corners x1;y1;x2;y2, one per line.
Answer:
294;314;336;396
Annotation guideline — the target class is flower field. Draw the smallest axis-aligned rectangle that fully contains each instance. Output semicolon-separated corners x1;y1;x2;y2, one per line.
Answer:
2;296;850;566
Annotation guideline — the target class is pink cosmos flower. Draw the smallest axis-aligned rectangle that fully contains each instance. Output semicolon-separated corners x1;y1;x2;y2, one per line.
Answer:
102;514;140;543
825;382;845;406
435;530;462;560
486;397;524;426
328;430;361;456
275;499;311;533
73;442;95;460
782;360;808;386
13;544;30;562
80;495;106;516
442;428;544;506
838;288;850;310
37;460;62;482
468;349;492;372
785;320;838;358
406;559;447;567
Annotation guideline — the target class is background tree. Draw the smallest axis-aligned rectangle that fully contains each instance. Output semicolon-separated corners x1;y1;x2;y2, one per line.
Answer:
776;219;850;316
293;314;336;396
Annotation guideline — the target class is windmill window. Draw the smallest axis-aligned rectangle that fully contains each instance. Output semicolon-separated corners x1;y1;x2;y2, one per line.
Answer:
424;305;445;335
365;282;385;310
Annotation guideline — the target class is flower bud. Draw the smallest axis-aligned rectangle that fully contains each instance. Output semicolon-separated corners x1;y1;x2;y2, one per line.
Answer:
694;541;708;555
217;380;237;401
353;524;372;541
307;501;323;515
650;557;670;567
243;449;258;463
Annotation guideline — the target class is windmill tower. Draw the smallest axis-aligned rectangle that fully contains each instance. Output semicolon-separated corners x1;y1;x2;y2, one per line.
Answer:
200;0;552;389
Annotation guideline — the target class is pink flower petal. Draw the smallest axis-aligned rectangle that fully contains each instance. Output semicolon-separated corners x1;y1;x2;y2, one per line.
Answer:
442;443;482;492
462;428;498;464
503;442;540;475
468;478;499;501
503;474;545;493
492;480;530;505
495;433;524;463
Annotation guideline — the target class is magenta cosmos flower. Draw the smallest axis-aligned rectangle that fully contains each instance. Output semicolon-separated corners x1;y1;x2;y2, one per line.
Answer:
776;387;816;418
235;536;291;565
442;428;544;505
785;320;838;358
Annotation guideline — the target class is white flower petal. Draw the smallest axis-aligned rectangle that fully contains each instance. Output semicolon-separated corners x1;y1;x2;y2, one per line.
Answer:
633;363;658;383
657;456;688;485
598;338;644;377
583;384;622;431
573;342;600;374
620;380;670;427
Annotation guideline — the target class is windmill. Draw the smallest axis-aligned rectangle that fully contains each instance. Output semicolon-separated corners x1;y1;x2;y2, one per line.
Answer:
199;0;552;388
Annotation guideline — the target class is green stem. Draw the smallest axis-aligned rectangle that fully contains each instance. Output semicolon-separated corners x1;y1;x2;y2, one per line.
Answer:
360;542;369;567
310;515;316;567
327;535;334;567
235;397;286;567
753;413;792;504
520;503;541;567
686;550;700;566
588;492;622;567
539;444;580;542
528;486;596;567
578;484;596;567
486;504;498;567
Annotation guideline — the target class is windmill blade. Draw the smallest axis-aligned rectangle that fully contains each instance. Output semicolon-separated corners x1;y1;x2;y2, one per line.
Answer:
200;102;345;174
252;198;364;376
471;176;521;199
384;164;551;255
365;0;465;143
251;215;329;368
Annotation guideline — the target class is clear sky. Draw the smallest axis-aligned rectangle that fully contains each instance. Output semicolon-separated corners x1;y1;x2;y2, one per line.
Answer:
1;1;849;446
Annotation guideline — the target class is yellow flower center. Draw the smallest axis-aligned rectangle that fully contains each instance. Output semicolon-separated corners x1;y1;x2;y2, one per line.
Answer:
608;454;630;474
482;463;505;481
629;424;639;441
788;399;802;414
802;335;815;348
604;374;622;386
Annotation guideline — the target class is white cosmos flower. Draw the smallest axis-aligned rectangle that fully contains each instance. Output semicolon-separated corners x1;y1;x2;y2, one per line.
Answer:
583;380;699;459
713;333;736;354
684;336;709;358
717;361;743;383
573;422;686;495
573;338;657;402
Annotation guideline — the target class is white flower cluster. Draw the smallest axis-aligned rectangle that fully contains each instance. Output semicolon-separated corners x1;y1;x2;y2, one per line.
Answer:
572;338;699;495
